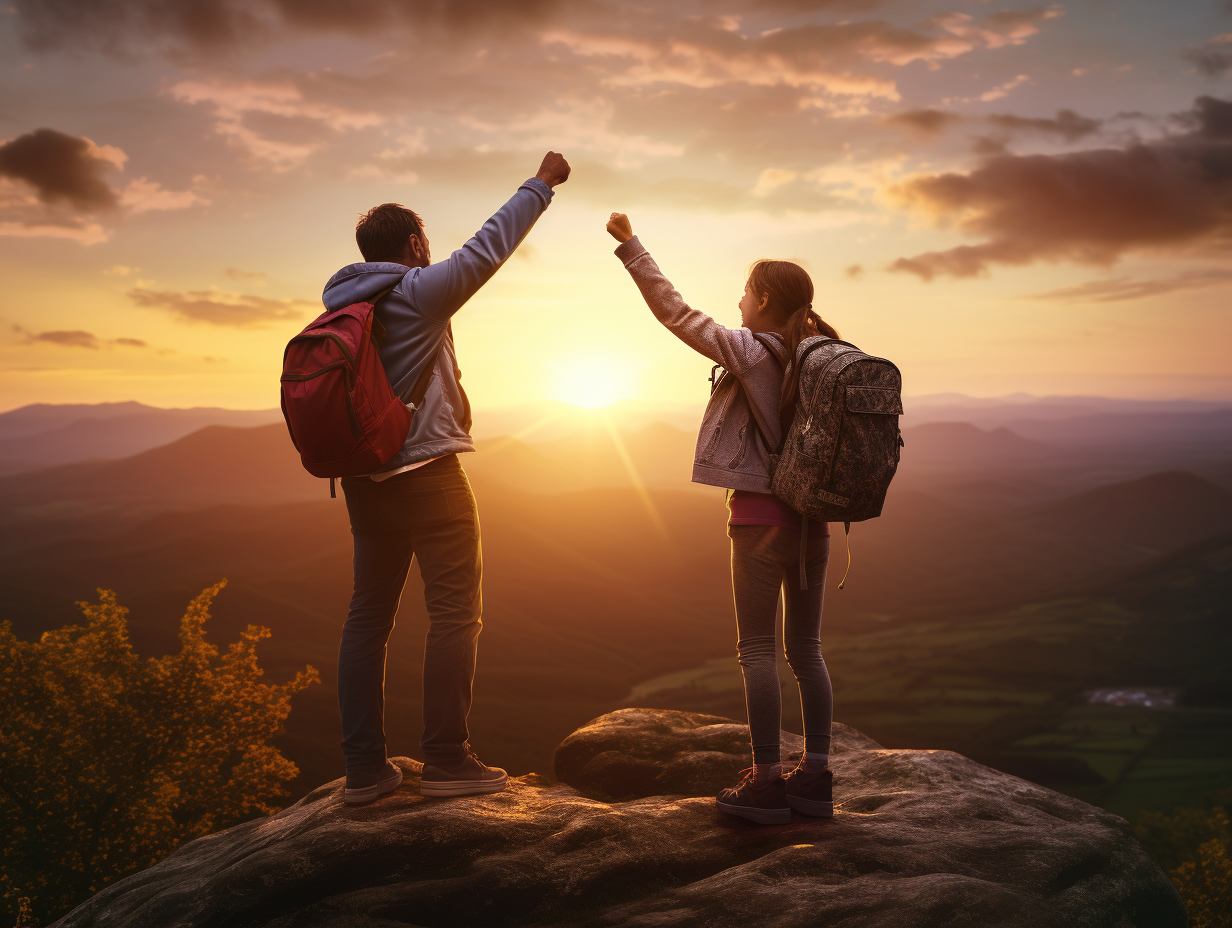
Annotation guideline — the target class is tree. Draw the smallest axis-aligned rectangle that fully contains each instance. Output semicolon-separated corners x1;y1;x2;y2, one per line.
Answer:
0;581;319;925
1136;792;1232;928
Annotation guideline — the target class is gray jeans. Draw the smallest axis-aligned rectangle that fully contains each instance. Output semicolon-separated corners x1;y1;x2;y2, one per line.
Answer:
339;455;482;774
729;522;833;765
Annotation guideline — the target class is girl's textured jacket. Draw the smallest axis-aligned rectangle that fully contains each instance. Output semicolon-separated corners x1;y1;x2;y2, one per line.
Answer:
614;235;787;494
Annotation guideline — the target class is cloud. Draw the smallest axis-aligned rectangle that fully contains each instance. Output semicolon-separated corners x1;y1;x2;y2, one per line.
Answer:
0;128;208;242
752;168;799;196
11;325;153;348
1185;33;1232;77
224;268;268;285
886;109;962;136
11;0;561;54
128;287;312;327
21;329;101;349
986;109;1102;142
541;8;1060;105
118;176;210;213
1021;268;1232;302
887;96;1232;280
845;263;864;278
0;219;110;244
0;128;122;211
170;80;384;169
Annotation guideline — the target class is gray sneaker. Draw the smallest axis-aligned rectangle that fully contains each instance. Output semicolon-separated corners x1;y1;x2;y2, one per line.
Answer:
344;760;404;805
420;749;508;797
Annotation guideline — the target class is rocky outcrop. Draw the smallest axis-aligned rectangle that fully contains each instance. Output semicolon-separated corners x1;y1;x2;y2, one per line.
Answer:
55;709;1184;928
554;707;881;800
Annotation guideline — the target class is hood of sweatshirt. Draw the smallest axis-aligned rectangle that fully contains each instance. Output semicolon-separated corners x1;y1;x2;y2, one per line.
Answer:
321;262;410;311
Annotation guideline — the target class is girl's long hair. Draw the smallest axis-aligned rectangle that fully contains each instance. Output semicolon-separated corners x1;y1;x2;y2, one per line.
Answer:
746;259;840;436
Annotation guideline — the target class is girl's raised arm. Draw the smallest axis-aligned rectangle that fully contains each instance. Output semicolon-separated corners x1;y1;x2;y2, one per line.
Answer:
607;213;760;374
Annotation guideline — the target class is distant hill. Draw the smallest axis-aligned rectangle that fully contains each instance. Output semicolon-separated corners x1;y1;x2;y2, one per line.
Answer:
1025;471;1232;550
903;396;1232;465
0;402;282;475
0;401;156;438
898;422;1050;467
0;423;317;511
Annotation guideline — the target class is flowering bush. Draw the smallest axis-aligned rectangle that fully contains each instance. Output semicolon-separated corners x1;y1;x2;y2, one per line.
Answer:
0;581;318;925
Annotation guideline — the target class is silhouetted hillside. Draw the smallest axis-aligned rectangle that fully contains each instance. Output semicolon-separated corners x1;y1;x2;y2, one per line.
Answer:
1026;471;1232;550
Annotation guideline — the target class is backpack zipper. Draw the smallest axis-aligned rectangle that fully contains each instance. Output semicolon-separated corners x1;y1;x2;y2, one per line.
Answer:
281;356;363;438
796;345;856;435
292;330;358;368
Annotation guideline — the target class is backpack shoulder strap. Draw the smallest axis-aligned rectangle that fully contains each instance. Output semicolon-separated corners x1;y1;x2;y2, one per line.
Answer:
368;283;443;411
751;332;786;369
368;284;398;348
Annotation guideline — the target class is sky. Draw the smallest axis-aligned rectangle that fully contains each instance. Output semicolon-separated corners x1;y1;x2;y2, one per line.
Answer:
1;0;1230;413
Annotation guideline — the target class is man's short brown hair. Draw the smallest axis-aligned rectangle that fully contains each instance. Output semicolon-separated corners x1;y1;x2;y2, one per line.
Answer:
355;203;424;262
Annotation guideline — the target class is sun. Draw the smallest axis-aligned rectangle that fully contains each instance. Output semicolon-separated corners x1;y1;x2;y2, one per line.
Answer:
547;354;636;408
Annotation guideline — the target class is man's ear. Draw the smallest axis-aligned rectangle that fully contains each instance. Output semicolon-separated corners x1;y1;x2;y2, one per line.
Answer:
409;233;424;261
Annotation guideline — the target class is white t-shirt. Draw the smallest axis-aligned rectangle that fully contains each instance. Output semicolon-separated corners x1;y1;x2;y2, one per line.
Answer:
369;454;445;482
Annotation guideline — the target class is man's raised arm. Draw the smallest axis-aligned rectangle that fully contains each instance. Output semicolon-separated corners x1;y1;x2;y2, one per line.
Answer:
409;151;570;321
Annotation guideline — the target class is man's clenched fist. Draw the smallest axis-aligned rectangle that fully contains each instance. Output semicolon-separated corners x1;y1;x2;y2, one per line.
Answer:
535;151;571;188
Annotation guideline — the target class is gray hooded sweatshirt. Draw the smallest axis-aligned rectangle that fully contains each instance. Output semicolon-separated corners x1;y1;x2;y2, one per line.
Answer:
322;178;553;475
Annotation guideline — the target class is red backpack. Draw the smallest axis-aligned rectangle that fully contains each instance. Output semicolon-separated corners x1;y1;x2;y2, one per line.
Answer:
280;286;437;496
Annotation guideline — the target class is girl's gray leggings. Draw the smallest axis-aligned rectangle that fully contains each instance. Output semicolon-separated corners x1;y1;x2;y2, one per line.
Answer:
728;522;833;765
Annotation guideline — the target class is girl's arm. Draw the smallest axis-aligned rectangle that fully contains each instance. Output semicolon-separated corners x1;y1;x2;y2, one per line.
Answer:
608;217;759;373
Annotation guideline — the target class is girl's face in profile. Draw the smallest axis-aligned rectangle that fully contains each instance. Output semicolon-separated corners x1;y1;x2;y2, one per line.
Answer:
739;281;769;330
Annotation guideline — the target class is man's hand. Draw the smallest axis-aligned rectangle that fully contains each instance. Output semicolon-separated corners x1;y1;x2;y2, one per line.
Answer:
606;212;633;244
535;151;571;188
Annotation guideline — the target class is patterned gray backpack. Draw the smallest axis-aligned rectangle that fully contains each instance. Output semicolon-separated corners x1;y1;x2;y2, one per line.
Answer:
754;334;904;589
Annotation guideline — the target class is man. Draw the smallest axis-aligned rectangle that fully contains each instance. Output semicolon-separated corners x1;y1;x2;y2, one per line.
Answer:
321;151;570;804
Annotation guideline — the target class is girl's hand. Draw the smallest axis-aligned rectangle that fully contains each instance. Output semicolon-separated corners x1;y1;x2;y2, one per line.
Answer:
607;212;633;243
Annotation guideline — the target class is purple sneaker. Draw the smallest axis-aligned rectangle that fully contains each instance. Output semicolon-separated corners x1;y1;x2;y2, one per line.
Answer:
420;749;508;797
716;768;791;825
783;764;833;817
344;761;404;805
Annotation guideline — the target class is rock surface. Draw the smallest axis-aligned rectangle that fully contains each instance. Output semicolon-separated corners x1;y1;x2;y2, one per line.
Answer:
55;709;1184;928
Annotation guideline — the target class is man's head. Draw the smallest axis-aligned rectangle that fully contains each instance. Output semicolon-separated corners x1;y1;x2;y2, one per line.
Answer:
355;202;430;268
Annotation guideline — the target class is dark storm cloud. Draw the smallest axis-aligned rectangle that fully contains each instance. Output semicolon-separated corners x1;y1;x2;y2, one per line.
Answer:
986;109;1102;142
0;129;119;211
128;288;310;327
12;0;562;53
887;96;1232;280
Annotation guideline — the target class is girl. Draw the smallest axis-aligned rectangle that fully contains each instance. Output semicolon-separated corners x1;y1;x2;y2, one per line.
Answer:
607;212;838;825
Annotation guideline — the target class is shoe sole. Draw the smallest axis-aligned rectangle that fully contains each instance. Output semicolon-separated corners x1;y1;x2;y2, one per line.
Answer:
715;799;791;825
420;773;509;797
787;796;833;817
344;766;404;805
